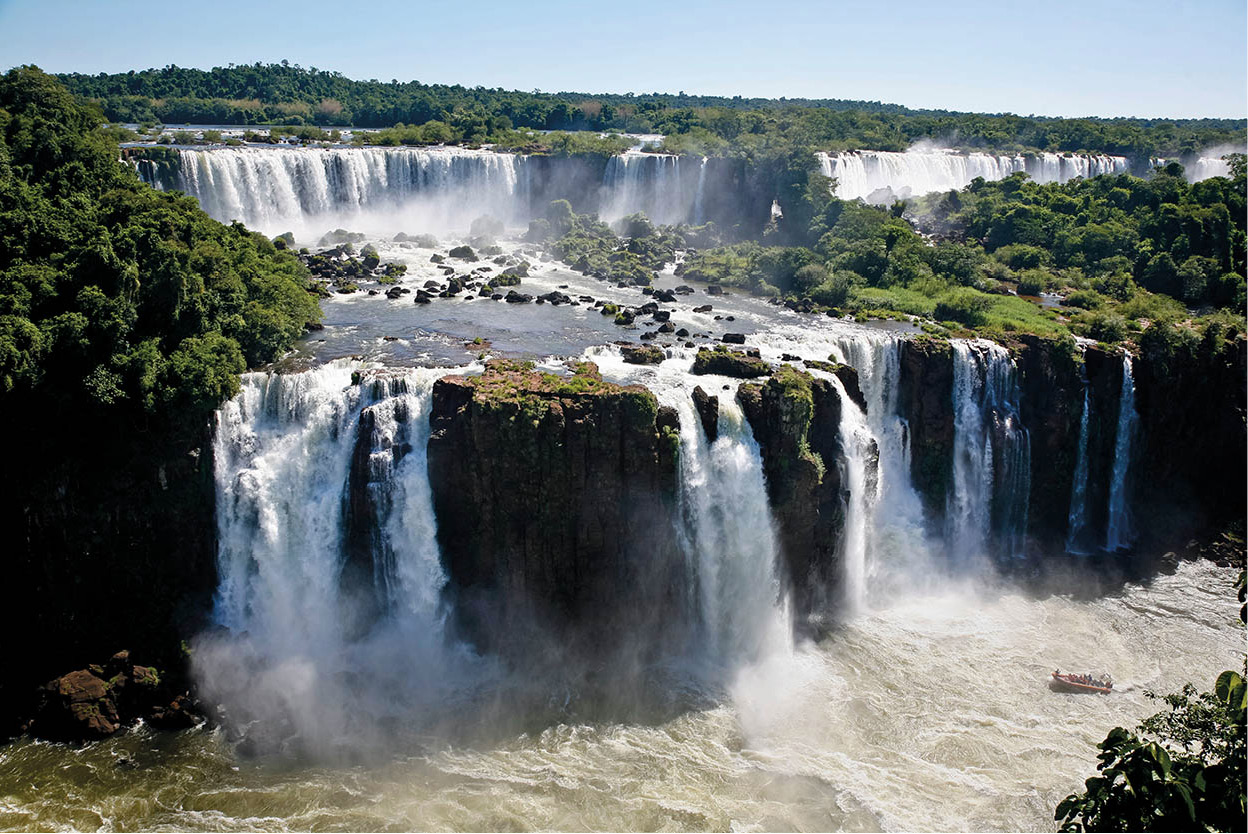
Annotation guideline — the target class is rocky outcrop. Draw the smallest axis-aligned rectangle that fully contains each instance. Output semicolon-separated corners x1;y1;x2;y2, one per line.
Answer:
692;386;719;442
24;651;199;742
1014;335;1085;551
427;360;685;666
804;360;867;412
738;365;849;619
898;337;954;522
621;344;665;365
692;346;770;378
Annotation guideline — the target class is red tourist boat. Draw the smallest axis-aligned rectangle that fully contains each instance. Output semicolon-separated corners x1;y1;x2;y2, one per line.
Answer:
1051;670;1113;694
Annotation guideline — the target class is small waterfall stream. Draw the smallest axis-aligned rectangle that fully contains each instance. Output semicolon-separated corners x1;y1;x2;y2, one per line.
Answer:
1065;382;1093;555
1105;355;1139;552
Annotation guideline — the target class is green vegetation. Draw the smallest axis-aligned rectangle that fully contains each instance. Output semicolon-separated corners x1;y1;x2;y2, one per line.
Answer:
58;62;1243;159
1057;575;1247;832
673;154;1245;341
0;66;319;430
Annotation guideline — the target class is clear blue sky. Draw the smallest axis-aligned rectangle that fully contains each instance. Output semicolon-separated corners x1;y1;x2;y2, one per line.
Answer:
0;0;1243;119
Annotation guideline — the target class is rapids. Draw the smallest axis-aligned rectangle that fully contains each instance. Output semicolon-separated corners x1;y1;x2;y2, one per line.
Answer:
0;558;1239;832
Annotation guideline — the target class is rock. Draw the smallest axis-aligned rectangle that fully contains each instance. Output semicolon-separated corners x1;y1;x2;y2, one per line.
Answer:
692;346;770;378
657;322;675;334
651;310;671;322
504;290;533;303
803;361;867;413
692;386;719;442
675;328;689;337
640;331;657;341
539;291;572;305
424;280;441;289
385;287;404;299
614;309;636;325
721;332;747;345
737;366;856;619
899;336;954;521
654;289;678;303
674;285;694;295
35;669;119;739
414;291;432;304
448;245;477;261
706;285;724;296
693;305;713;313
426;361;684;667
622;345;665;365
430;254;445;263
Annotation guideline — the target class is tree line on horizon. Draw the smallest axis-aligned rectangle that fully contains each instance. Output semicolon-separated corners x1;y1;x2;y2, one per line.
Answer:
55;61;1246;160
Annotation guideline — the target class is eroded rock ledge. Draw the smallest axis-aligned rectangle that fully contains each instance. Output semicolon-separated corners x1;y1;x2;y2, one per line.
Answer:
427;359;684;664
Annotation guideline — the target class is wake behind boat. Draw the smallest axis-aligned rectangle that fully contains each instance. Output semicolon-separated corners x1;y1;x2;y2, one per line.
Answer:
1051;670;1113;694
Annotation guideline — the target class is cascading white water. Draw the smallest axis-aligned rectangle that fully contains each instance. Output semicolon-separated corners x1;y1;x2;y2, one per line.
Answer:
584;346;790;669
692;156;708;225
1065;383;1093;555
1105;355;1139;551
817;148;1129;203
202;360;483;754
600;151;695;225
826;374;876;612
947;340;1031;561
149;145;532;236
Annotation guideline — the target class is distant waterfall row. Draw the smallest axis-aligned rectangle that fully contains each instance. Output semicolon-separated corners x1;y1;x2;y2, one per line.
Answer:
817;149;1130;203
134;146;711;235
139;146;534;235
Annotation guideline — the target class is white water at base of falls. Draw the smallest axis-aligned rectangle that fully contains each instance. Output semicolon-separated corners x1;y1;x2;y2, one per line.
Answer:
948;340;1031;562
1065;384;1093;555
817;149;1129;203
1105;355;1139;552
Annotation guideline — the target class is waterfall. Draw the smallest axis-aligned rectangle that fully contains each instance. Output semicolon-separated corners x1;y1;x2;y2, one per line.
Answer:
827;374;877;612
1105;355;1139;551
1065;382;1093;555
817;149;1129;203
584;346;790;668
947;340;1030;561
202;360;481;753
692;156;708;225
144;145;532;236
600;151;694;225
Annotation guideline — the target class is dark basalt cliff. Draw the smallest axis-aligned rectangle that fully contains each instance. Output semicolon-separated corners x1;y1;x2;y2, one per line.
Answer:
427;360;685;664
1134;330;1246;546
899;336;954;523
738;364;859;618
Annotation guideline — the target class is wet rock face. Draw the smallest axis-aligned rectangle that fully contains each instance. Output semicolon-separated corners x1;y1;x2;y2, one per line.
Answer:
691;386;719;443
427;360;685;665
1134;331;1247;545
1015;335;1086;550
898;337;954;523
737;365;847;620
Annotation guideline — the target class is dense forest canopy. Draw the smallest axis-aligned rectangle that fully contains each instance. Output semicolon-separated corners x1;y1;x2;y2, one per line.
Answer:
0;66;320;434
59;62;1246;159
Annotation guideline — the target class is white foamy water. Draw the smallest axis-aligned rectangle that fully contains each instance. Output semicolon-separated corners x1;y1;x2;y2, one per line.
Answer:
1;557;1239;832
817;149;1129;203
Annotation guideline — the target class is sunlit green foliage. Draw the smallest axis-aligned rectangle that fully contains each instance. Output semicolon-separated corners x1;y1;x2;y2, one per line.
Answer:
0;66;320;430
